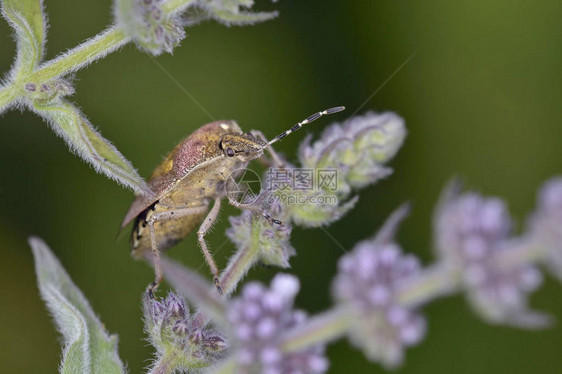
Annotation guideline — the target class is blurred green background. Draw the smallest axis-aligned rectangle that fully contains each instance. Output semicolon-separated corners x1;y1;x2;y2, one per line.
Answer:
1;0;562;373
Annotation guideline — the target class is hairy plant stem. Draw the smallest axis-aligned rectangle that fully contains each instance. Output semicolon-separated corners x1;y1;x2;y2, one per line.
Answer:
495;238;546;269
2;0;198;113
163;0;197;14
28;27;130;83
220;220;261;295
149;353;177;374
0;84;17;113
280;306;353;353
0;27;128;115
397;263;460;307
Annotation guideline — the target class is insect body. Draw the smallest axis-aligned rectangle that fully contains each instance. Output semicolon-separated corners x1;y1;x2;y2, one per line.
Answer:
122;107;345;296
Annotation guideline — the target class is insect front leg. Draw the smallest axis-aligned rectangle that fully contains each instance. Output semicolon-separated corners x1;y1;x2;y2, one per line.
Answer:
251;130;286;168
146;204;209;298
196;198;223;294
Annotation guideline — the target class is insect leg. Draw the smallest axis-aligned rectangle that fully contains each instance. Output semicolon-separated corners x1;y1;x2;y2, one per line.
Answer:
147;220;160;298
227;198;284;226
146;204;209;298
197;198;223;294
251;130;286;168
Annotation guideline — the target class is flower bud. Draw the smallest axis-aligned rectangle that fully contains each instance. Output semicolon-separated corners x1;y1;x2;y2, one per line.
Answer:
114;0;186;55
23;79;74;104
143;292;227;371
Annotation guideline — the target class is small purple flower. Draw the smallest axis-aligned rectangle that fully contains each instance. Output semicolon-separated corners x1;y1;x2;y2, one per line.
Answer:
333;237;425;368
528;177;562;282
435;187;549;328
227;274;329;374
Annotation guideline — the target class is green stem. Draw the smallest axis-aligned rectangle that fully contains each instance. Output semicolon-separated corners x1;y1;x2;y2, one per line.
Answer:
220;222;261;296
0;84;18;114
27;27;130;83
162;0;198;14
276;267;458;355
149;353;177;374
495;237;546;269
275;266;459;354
397;239;547;308
397;263;460;307
280;306;353;353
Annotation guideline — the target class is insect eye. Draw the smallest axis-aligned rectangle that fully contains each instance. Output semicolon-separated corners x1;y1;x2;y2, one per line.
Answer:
226;148;235;157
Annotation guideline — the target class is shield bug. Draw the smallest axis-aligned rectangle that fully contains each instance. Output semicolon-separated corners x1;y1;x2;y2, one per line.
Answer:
122;106;345;296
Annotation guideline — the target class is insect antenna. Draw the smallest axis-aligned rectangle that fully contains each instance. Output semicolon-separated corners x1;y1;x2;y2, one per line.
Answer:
267;106;345;146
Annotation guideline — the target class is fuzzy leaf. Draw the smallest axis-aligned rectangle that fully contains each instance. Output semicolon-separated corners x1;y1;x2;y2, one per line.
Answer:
30;237;125;374
31;100;151;196
193;0;279;26
210;10;278;25
1;0;46;77
159;255;228;325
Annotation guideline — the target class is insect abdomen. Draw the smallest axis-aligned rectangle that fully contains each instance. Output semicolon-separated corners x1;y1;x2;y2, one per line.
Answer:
130;202;207;258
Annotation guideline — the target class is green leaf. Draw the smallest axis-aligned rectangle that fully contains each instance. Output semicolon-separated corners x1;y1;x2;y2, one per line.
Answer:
30;237;126;374
159;256;228;325
190;0;278;26
210;9;278;26
31;100;151;196
1;0;46;77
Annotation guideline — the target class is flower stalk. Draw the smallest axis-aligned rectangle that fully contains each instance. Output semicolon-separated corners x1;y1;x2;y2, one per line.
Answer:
396;264;460;307
0;84;17;113
27;27;130;83
149;353;177;374
219;226;261;296
280;306;353;353
162;0;197;15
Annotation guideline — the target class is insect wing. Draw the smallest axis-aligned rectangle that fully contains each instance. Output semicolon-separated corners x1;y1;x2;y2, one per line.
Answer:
121;121;241;227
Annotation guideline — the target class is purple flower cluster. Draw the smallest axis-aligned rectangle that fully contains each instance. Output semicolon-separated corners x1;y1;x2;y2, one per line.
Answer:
435;189;548;327
333;239;425;368
227;201;295;268
144;292;227;369
115;0;185;55
227;274;328;374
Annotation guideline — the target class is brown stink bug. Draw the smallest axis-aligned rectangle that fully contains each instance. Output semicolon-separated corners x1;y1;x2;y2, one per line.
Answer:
121;106;345;296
